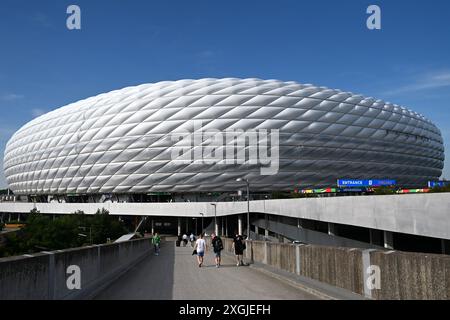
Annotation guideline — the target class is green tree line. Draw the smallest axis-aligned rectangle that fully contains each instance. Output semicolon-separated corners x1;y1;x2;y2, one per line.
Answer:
0;209;127;258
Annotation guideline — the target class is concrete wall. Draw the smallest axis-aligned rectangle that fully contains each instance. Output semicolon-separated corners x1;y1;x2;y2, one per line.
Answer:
0;238;151;300
370;250;450;299
1;193;450;240
252;218;383;249
223;238;450;300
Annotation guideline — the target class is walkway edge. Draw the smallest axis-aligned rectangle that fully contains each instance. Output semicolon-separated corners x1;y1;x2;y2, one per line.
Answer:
222;250;366;300
88;251;151;300
248;263;337;300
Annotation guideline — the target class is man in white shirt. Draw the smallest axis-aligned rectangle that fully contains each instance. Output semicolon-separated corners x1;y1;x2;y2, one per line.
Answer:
194;233;207;267
182;233;188;246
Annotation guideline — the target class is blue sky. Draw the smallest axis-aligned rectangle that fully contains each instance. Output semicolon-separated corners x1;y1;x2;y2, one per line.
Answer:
1;0;450;188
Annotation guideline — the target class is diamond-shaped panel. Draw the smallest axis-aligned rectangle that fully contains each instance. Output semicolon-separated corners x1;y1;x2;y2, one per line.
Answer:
3;78;445;194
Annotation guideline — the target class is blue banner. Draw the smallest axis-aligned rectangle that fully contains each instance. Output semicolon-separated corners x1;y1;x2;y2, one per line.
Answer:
428;181;449;188
337;179;396;187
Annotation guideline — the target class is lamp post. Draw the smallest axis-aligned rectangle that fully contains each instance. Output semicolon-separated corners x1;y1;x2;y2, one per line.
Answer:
236;178;250;239
210;203;217;236
199;212;204;234
192;217;197;235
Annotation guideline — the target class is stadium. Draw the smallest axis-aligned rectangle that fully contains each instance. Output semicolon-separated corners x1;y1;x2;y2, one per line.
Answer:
2;78;445;197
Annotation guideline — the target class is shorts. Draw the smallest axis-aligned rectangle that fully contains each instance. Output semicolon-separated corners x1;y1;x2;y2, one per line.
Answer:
197;251;204;257
214;251;221;258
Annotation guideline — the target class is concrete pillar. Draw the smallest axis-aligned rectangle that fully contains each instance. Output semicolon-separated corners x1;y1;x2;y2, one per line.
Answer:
185;218;188;234
238;215;243;235
177;217;181;235
225;216;228;237
263;242;268;264
441;239;449;255
328;223;336;236
215;219;219;236
254;225;259;237
297;218;303;229
151;219;155;235
384;231;394;249
8;213;11;222
369;229;382;246
17;213;21;222
221;217;224;236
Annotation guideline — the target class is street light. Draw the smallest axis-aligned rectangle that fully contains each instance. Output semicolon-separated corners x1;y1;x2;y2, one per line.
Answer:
236;177;250;239
192;217;197;234
199;212;204;234
210;203;217;236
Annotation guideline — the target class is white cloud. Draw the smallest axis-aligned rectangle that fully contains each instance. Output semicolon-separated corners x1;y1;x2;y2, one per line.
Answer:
1;93;24;101
383;70;450;96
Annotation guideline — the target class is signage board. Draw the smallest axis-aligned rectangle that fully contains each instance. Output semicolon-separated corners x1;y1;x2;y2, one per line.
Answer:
428;181;449;188
337;179;396;187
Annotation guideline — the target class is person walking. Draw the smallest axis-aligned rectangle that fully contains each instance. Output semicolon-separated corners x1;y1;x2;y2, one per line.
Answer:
211;233;224;268
194;233;207;267
152;233;161;255
189;233;195;247
232;230;246;266
182;233;188;247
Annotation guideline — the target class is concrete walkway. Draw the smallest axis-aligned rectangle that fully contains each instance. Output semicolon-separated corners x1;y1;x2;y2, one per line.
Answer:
94;241;320;300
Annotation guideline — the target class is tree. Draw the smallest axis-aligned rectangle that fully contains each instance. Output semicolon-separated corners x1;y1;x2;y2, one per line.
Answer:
373;186;397;195
429;185;450;193
0;208;128;258
89;209;127;244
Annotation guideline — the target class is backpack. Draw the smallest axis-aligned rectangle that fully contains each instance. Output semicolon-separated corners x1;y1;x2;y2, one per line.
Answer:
234;236;244;251
216;237;223;251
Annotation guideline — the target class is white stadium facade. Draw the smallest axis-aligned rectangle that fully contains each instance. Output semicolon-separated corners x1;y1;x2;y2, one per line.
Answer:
1;78;449;253
3;78;444;196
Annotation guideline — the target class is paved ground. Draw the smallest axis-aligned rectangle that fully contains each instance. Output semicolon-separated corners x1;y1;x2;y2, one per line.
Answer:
94;241;320;300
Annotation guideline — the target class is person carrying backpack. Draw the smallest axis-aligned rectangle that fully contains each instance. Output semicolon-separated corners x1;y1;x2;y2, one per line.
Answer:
232;230;246;266
211;233;224;268
189;233;196;247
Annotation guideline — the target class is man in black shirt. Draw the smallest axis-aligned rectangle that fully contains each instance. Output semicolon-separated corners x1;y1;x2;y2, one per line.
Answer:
211;233;224;268
232;230;246;266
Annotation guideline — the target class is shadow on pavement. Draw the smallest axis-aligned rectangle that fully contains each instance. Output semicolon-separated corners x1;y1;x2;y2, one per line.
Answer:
94;241;175;300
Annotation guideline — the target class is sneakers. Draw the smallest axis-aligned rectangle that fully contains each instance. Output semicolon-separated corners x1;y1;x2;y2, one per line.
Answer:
216;264;219;268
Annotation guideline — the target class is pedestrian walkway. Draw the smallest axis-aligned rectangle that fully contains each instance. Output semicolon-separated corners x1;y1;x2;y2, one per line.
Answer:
94;241;321;300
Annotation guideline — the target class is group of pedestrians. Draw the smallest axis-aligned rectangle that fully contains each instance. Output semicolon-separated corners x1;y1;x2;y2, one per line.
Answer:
192;230;246;268
193;233;223;268
152;230;247;268
178;233;197;246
